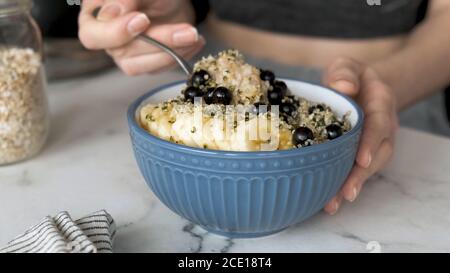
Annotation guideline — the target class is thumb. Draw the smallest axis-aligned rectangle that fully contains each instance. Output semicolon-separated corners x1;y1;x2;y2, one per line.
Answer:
323;57;364;97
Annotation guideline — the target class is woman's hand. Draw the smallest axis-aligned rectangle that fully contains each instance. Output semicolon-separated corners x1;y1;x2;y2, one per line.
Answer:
322;58;399;215
78;0;205;75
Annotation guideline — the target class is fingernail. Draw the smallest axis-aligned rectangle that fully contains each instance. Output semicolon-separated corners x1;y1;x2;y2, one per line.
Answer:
359;152;372;168
331;80;355;93
173;27;199;46
98;3;122;20
349;186;360;202
128;14;150;36
365;153;372;168
329;199;340;215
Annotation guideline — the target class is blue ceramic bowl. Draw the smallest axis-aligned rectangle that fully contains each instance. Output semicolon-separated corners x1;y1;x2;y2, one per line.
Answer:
127;79;363;238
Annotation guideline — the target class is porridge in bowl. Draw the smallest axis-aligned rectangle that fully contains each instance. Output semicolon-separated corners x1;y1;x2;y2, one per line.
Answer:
139;50;351;151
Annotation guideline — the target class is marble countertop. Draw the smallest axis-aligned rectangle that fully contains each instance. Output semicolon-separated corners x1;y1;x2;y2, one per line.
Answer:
1;69;449;253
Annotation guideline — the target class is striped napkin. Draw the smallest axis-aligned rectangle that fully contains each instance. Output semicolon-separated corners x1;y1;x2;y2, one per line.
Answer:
0;210;116;253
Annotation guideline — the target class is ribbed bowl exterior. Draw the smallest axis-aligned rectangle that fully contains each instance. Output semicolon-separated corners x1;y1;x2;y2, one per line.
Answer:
128;81;363;238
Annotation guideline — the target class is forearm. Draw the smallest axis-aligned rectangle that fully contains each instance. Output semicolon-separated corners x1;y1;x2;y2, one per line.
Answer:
373;3;450;111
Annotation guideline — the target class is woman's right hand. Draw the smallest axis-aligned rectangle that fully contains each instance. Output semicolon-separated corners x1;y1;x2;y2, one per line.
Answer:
78;0;205;75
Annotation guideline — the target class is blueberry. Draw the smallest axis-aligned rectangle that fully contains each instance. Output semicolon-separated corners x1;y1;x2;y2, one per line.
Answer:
214;87;232;105
268;88;283;105
190;70;210;87
308;104;325;114
293;127;314;147
184;86;204;103
326;124;343;140
280;103;297;116
260;70;275;83
274;81;288;96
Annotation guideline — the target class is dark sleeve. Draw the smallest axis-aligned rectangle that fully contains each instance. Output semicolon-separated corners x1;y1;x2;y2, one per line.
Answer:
191;0;210;24
416;0;429;23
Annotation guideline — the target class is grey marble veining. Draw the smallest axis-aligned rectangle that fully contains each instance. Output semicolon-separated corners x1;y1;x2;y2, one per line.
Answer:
0;69;449;253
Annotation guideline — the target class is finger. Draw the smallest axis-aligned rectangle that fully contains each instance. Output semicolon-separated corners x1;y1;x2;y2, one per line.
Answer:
116;41;204;75
147;23;200;48
96;0;139;21
118;44;202;75
80;0;104;12
79;2;150;50
141;0;181;18
342;139;394;202
356;81;394;168
80;0;139;21
323;57;365;97
324;192;344;215
79;0;104;21
107;24;201;59
356;111;391;168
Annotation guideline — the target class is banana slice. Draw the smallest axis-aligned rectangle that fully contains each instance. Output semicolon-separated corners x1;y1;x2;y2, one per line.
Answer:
148;107;165;139
190;117;206;148
230;117;261;151
139;104;157;131
201;118;219;150
210;117;231;151
139;101;294;151
157;114;174;141
140;104;164;138
172;112;197;148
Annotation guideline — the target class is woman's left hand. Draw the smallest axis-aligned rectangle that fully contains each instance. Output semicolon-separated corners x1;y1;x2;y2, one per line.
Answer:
322;57;399;215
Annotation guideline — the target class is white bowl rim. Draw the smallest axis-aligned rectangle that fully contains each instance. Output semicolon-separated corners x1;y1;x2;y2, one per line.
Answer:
128;78;364;157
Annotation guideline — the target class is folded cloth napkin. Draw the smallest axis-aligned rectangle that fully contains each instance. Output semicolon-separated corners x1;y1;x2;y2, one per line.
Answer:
0;210;116;253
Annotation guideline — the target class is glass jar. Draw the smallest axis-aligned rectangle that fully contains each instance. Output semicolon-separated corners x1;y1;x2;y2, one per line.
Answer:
0;0;49;165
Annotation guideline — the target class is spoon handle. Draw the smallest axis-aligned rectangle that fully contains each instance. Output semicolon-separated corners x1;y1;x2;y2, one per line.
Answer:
137;34;193;75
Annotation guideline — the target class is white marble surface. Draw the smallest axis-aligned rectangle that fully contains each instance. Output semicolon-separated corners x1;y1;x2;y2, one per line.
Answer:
1;69;450;253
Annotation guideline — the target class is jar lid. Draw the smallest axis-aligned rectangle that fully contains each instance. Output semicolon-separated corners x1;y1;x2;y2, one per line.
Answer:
0;0;32;15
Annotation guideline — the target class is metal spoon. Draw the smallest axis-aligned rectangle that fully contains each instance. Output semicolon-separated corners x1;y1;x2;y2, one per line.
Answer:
136;35;192;75
93;7;193;75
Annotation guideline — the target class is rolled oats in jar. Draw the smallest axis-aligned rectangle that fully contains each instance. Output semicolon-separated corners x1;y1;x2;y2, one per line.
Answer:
0;0;49;165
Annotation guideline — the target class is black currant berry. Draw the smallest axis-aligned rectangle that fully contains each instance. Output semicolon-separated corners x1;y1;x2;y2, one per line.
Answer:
252;103;269;115
260;70;275;83
268;89;283;105
190;70;211;87
280;103;297;117
308;104;325;115
204;88;216;105
293;127;314;147
326;124;343;140
214;87;232;105
184;86;204;103
273;80;288;96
